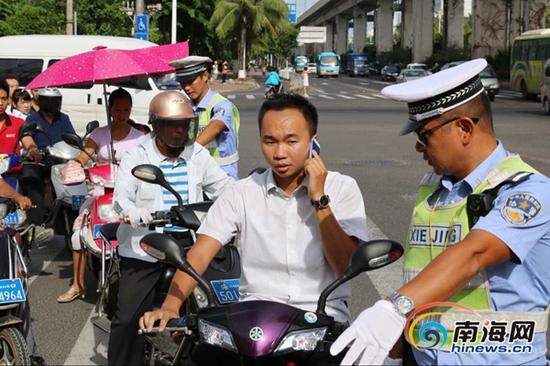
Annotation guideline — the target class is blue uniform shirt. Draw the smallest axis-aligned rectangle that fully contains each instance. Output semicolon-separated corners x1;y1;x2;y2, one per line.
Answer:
194;88;238;180
415;141;550;365
25;111;75;149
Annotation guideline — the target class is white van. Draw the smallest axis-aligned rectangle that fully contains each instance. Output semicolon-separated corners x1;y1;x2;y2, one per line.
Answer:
0;35;180;133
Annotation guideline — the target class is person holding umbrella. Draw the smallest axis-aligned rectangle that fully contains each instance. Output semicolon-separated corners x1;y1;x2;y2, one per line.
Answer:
56;88;145;303
171;56;240;180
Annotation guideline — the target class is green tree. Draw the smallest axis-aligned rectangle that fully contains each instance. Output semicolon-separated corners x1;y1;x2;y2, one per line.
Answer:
0;0;65;35
210;0;289;74
75;2;132;36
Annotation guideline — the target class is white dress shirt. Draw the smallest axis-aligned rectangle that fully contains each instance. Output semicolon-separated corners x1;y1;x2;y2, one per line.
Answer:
114;134;233;262
197;169;369;322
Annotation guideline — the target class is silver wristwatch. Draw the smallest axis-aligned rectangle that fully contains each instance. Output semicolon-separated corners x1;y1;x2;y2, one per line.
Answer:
389;292;415;318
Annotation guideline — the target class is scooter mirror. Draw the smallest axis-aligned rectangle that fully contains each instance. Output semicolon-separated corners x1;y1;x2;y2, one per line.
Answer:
140;233;217;305
348;239;403;276
132;164;184;207
316;239;403;315
131;164;166;185
86;120;100;135
62;133;84;150
18;122;38;140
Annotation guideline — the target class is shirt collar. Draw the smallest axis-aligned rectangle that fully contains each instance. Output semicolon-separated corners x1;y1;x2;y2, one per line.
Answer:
194;88;214;112
265;169;308;197
440;140;507;192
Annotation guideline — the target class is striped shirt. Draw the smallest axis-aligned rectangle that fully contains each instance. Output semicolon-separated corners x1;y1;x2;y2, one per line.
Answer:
159;158;189;210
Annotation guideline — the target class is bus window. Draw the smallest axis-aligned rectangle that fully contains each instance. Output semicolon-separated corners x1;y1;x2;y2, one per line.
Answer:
0;58;43;86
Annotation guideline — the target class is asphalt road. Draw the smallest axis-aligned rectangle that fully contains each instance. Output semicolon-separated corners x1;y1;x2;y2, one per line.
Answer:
27;74;550;365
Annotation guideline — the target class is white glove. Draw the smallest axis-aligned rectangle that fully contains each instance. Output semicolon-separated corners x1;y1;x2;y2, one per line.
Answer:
330;300;405;365
127;207;153;228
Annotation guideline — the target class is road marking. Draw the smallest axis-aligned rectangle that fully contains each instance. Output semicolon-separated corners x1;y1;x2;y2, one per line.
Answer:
227;95;236;100
372;94;385;98
355;94;374;100
64;308;108;365
337;94;355;99
311;88;325;93
321;82;328;85
245;95;255;100
316;94;335;99
360;82;369;86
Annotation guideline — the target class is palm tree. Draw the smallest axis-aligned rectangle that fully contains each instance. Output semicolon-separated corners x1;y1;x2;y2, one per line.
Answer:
210;0;289;77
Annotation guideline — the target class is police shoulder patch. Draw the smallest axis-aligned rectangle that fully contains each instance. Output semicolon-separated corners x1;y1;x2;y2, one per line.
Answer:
212;107;225;118
500;192;542;225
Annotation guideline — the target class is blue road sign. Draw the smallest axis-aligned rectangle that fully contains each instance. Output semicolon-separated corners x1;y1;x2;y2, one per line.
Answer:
135;33;148;41
287;2;296;24
136;14;149;33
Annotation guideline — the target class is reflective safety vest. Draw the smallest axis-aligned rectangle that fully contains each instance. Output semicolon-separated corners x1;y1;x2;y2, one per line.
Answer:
404;155;548;350
198;93;240;167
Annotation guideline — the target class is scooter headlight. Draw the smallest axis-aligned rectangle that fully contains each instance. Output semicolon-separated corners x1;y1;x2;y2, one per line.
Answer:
274;327;327;355
97;204;119;222
198;319;237;352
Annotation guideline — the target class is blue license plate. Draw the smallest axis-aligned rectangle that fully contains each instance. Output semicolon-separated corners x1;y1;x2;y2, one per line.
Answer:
2;211;19;225
210;278;240;304
72;195;86;210
0;279;26;304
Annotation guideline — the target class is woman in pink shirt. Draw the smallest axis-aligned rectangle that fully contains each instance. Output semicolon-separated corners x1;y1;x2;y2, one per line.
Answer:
57;88;146;303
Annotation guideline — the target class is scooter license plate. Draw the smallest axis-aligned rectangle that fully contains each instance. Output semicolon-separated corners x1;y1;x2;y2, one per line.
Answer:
2;211;19;225
0;279;26;305
72;195;86;210
210;278;240;304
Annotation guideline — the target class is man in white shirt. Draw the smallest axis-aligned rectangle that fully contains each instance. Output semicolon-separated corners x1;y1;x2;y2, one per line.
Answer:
140;93;369;332
108;91;232;365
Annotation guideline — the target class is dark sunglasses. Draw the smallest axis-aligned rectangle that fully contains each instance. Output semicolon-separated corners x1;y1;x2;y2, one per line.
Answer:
415;116;479;146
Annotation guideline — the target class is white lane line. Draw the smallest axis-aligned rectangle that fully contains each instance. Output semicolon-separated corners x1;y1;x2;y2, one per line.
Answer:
360;82;369;86
316;94;335;100
337;94;355;100
64;308;108;365
321;82;328;85
355;94;374;100
311;88;326;94
227;95;236;100
372;94;385;98
245;95;255;100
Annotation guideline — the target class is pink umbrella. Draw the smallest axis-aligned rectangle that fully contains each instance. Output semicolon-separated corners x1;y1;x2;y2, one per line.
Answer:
133;41;189;65
26;45;182;89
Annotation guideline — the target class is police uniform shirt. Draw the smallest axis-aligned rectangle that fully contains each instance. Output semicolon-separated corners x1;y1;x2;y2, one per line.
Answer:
413;142;550;365
193;88;238;179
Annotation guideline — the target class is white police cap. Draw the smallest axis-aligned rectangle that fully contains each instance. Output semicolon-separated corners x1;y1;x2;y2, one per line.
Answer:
170;56;213;82
381;58;488;135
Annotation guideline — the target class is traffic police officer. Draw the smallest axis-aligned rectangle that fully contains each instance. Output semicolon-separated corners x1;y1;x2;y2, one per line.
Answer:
170;56;240;179
330;59;550;365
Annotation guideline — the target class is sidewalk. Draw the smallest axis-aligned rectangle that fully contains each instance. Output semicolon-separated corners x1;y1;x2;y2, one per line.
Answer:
210;77;259;94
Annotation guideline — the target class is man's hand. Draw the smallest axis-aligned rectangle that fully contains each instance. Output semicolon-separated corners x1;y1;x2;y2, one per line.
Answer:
27;148;42;163
127;207;153;227
14;194;32;211
330;300;405;365
304;151;327;201
139;307;179;333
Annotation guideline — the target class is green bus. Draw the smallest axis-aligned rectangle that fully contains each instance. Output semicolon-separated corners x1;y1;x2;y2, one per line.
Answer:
510;28;550;98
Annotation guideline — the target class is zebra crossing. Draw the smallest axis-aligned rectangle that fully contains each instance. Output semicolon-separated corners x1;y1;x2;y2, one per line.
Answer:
224;91;390;101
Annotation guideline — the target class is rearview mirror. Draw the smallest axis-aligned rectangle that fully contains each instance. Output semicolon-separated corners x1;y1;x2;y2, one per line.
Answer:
131;164;184;207
140;233;217;305
85;120;99;136
316;239;403;315
62;133;84;150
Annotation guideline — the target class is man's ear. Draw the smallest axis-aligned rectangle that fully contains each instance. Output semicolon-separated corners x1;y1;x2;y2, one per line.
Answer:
457;117;475;143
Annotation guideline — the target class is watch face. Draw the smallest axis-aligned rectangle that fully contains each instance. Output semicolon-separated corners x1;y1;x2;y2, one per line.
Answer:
320;195;330;206
395;296;414;315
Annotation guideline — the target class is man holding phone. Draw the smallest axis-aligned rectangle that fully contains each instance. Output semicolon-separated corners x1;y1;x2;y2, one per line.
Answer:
141;93;369;331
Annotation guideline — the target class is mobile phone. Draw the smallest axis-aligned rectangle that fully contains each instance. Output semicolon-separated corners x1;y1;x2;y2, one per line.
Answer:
309;138;321;159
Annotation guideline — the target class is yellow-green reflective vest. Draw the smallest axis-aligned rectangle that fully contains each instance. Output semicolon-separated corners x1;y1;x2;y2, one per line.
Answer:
197;92;240;167
405;155;547;350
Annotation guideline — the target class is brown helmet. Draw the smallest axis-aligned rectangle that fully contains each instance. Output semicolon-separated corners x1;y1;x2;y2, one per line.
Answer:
148;91;195;123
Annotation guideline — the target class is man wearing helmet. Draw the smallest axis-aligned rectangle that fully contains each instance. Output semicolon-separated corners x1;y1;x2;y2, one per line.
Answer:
108;91;233;366
170;56;240;180
19;88;74;240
